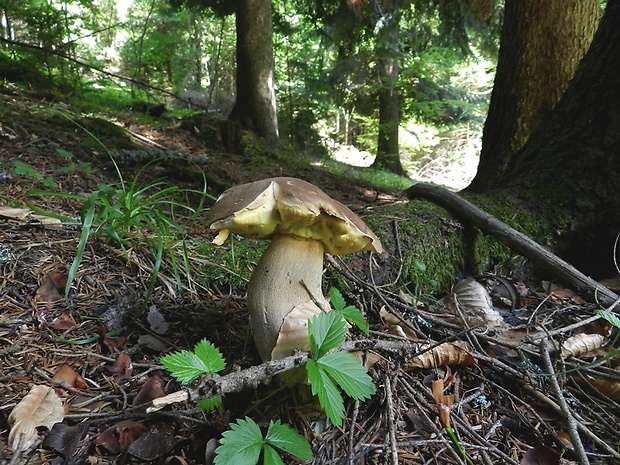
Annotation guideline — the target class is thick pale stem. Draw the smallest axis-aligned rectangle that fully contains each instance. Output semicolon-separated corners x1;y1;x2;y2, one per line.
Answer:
247;234;328;361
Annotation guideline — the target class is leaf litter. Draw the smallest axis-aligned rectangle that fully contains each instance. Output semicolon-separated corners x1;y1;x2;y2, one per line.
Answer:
1;89;620;464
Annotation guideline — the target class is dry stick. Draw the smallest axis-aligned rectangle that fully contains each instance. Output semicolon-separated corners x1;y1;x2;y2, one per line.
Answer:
539;339;590;465
407;183;620;308
384;375;399;465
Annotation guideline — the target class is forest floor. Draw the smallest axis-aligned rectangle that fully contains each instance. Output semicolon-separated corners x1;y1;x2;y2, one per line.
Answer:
1;86;620;465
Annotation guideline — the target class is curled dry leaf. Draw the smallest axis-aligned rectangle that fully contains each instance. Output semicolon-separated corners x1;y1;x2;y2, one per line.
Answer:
561;333;605;358
133;375;166;406
43;422;89;459
405;341;476;370
271;301;322;360
107;353;133;378
572;374;620;402
451;278;506;329
95;420;149;454
8;385;65;454
47;311;78;330
52;364;89;390
379;307;417;339
520;445;561;465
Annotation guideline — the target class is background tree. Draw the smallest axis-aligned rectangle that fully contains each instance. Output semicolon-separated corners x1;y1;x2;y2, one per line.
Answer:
229;0;279;141
469;0;599;192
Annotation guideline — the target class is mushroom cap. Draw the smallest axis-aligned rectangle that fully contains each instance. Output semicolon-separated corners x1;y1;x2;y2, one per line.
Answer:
205;177;383;255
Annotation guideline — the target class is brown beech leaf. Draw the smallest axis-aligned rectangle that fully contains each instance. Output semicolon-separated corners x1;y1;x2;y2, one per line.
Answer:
47;311;77;330
572;374;620;402
520;445;560;465
133;375;166;406
52;364;89;390
8;385;65;454
35;273;64;303
43;422;88;459
96;420;149;454
379;307;417;339
405;341;477;370
451;278;506;329
561;333;605;358
107;353;133;378
127;428;175;460
97;326;127;352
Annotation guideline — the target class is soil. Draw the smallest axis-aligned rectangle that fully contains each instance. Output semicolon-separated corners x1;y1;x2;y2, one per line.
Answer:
1;87;619;465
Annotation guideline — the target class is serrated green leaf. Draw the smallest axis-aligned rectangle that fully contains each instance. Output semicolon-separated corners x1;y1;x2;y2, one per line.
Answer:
198;395;223;412
306;359;345;427
308;311;346;358
266;420;313;460
595;308;620;329
263;444;285;465
341;305;369;334
194;338;226;373
317;352;376;401
329;287;346;311
214;417;263;465
160;350;209;384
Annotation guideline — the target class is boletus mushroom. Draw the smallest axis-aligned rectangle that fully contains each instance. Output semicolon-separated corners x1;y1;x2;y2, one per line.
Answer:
205;177;383;361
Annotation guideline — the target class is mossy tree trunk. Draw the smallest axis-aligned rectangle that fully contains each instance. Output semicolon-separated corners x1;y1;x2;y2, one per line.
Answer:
229;0;279;142
469;0;599;192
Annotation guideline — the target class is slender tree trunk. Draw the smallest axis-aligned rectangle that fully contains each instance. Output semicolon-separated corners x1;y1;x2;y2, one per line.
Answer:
230;0;279;142
469;0;599;192
372;8;403;174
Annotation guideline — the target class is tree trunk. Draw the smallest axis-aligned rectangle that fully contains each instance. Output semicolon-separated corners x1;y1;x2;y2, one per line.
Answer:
371;8;403;175
469;0;599;192
230;0;279;142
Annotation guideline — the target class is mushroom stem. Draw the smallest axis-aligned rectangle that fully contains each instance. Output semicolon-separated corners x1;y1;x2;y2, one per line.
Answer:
247;234;329;361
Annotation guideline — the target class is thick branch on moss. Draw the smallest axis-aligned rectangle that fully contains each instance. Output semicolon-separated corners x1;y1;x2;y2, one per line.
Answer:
406;183;619;307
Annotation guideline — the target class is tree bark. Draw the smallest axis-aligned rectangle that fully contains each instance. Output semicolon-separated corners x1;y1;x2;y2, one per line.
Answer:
371;7;403;175
230;0;279;142
469;0;599;192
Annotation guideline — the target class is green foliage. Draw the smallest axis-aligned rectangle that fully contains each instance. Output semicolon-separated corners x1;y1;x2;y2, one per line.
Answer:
306;310;376;427
595;308;620;330
406;260;440;305
28;156;209;313
11;161;58;188
214;417;313;465
329;287;369;334
161;338;225;411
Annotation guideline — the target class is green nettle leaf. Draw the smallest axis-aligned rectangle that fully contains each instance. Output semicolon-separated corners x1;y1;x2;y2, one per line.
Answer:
214;417;263;465
265;420;313;460
308;311;346;359
317;352;376;401
194;338;226;373
306;359;346;427
160;350;209;384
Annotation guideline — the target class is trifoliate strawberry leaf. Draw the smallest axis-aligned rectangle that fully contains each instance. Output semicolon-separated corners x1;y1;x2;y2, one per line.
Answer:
306;358;345;427
194;338;226;373
263;444;285;465
265;420;313;460
198;395;223;412
317;352;376;401
341;305;369;334
308;311;346;359
329;287;347;311
160;350;209;384
595;308;620;329
214;417;263;465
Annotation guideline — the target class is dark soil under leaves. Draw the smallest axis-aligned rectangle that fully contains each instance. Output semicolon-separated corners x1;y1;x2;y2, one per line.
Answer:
1;87;620;465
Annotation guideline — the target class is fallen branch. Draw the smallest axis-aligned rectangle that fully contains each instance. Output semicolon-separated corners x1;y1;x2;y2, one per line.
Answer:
406;183;620;307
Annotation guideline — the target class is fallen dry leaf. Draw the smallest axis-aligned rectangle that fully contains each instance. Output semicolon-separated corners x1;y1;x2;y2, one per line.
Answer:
42;422;88;460
52;364;89;390
405;341;476;370
451;277;506;329
520;445;560;465
107;353;133;378
47;311;78;330
95;420;149;454
8;385;65;454
133;375;166;406
561;333;605;358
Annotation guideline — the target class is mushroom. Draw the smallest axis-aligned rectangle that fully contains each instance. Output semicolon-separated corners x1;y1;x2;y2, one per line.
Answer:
205;177;383;361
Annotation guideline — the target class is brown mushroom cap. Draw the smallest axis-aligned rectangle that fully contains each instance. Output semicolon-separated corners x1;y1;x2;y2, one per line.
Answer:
205;177;383;255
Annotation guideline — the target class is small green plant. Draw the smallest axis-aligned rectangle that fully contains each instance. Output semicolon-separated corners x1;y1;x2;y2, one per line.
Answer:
160;338;225;412
11;160;58;188
329;287;369;334
28;156;210;314
214;417;313;465
407;259;439;306
306;309;375;427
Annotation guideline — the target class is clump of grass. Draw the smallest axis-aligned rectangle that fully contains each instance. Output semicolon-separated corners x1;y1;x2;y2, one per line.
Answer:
28;155;212;316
